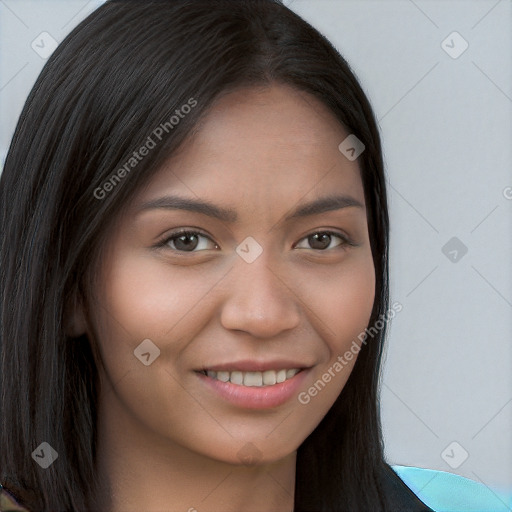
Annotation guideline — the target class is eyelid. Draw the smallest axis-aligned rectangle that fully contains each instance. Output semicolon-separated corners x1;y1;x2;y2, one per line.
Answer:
154;228;218;252
154;228;356;253
293;230;355;250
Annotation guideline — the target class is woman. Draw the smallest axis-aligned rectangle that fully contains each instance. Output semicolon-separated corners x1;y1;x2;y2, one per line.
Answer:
0;1;505;511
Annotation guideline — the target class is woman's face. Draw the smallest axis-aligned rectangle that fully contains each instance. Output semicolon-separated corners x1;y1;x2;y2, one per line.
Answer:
84;84;375;466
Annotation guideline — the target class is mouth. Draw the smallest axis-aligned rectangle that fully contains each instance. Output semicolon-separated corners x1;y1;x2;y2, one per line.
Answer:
196;368;303;387
194;366;311;409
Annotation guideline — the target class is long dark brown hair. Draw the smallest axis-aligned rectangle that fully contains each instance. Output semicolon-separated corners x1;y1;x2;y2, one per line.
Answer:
0;1;392;510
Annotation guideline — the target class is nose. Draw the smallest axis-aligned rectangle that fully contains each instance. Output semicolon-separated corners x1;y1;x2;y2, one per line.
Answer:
219;253;302;338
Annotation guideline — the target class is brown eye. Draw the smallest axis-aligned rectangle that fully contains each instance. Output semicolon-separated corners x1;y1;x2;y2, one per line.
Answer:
158;230;218;252
295;231;350;251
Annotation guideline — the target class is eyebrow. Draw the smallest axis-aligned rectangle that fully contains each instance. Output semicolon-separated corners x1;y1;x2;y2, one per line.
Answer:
137;194;364;222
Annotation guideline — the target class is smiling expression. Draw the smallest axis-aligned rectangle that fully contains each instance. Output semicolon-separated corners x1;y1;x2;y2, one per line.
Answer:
83;83;376;466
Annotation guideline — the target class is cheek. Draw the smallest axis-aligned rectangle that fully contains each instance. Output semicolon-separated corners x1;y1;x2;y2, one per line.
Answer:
293;252;375;422
93;251;219;345
295;250;376;356
88;251;227;405
332;256;376;349
89;252;224;431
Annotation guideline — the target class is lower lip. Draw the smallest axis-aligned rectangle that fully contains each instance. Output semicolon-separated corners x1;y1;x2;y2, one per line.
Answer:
196;369;310;409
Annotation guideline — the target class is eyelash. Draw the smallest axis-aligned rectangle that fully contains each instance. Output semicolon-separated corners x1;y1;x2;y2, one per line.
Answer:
154;228;356;253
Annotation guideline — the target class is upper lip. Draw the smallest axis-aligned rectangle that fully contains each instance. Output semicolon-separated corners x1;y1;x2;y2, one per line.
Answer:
197;359;313;372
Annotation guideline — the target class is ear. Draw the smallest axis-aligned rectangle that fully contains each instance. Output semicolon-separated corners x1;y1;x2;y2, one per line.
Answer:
64;289;88;338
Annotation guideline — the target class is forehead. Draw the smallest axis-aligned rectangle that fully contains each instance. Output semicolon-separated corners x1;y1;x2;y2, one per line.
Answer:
132;84;365;222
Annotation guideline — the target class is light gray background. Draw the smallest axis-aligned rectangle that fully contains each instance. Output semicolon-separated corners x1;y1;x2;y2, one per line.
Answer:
1;0;511;494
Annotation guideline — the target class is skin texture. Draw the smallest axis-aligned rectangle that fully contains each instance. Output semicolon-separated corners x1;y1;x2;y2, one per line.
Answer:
72;84;376;512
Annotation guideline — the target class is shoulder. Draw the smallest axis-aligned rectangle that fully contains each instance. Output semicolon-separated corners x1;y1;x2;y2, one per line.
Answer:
391;464;512;512
0;484;30;512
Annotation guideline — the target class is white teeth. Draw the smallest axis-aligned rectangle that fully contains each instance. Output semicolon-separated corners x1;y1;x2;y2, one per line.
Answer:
262;370;276;385
203;368;300;386
216;371;230;382
230;371;243;385
243;372;262;386
276;369;286;383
